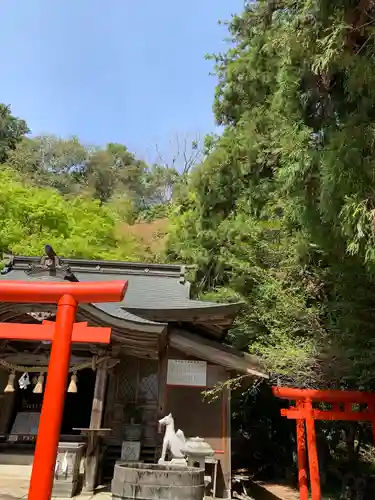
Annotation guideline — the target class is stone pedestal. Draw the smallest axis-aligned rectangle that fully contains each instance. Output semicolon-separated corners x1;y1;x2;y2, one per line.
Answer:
52;442;86;498
181;438;216;498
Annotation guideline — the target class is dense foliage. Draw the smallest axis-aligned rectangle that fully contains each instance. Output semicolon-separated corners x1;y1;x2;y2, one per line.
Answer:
0;106;193;261
0;104;28;163
168;0;375;392
7;135;179;208
164;1;375;494
0;168;141;260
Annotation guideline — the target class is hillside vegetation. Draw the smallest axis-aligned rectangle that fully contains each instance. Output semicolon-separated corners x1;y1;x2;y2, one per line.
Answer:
164;1;375;493
0;103;184;261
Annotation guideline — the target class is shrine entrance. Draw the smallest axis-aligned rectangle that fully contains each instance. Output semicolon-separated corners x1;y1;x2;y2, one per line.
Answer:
273;386;375;500
61;368;96;435
4;364;97;441
0;279;126;500
0;251;267;499
15;382;42;415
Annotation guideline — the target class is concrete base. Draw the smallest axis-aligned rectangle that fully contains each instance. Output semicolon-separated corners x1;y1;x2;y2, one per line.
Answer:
0;451;34;465
0;477;112;499
52;480;80;498
0;476;217;500
0;463;32;479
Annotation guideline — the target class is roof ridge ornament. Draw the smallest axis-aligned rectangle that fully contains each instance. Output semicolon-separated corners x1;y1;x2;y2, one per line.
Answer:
179;265;186;284
25;245;78;282
1;253;14;275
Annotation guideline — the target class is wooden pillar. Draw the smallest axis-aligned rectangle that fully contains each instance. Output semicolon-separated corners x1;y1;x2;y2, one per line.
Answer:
157;345;168;418
304;399;321;500
83;359;108;492
90;361;108;428
156;344;168;462
296;401;309;500
224;385;232;500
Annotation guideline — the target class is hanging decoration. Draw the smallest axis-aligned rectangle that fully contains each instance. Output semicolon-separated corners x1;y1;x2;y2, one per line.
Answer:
19;372;31;390
0;356;109;394
4;371;15;393
0;356;108;374
67;372;78;393
33;373;44;394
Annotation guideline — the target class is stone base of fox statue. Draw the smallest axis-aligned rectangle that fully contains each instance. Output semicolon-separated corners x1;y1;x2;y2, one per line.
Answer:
158;457;187;466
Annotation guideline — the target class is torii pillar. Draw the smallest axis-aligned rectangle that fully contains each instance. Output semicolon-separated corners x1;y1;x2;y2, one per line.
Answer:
0;280;127;500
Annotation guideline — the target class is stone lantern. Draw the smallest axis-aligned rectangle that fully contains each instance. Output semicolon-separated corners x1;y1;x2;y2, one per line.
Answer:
181;437;214;469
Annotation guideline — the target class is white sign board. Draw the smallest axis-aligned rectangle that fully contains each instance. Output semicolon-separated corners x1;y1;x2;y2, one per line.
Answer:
167;360;207;387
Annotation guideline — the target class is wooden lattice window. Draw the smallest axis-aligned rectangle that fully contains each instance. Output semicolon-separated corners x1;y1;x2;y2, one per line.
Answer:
115;358;158;404
139;360;158;403
116;357;138;403
114;357;159;405
110;357;159;444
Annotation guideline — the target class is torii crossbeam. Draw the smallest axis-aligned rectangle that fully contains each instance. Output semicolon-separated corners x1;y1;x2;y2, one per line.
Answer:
0;280;127;500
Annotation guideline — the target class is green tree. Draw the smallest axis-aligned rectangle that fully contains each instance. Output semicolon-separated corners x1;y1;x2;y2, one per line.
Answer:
141;164;179;206
168;0;375;389
8;135;88;193
0;104;29;163
167;1;375;492
84;143;147;203
0;167;140;260
166;3;375;493
8;135;180;211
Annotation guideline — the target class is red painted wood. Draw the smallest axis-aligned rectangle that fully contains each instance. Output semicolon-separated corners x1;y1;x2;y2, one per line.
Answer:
0;280;127;500
0;321;111;344
296;402;309;500
273;386;375;404
274;386;375;500
281;408;375;422
304;399;321;500
0;280;127;303
28;295;77;500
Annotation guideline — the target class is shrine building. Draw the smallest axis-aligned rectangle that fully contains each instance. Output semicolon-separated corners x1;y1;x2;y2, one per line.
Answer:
0;252;267;498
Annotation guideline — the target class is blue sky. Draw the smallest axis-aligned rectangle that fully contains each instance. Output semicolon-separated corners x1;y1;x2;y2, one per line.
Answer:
0;0;243;162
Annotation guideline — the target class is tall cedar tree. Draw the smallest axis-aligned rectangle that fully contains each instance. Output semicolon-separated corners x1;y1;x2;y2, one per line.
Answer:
168;0;375;391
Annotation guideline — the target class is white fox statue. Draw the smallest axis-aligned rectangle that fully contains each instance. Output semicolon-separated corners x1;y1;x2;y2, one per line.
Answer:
158;413;186;464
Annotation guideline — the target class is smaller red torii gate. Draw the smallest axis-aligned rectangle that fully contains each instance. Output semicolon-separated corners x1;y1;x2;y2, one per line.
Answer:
273;387;375;500
0;280;127;500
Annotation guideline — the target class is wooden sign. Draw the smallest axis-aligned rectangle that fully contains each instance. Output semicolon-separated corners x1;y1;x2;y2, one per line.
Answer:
121;441;141;461
167;360;207;387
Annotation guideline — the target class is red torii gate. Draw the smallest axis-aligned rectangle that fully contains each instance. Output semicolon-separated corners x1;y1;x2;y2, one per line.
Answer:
0;280;127;500
273;386;375;500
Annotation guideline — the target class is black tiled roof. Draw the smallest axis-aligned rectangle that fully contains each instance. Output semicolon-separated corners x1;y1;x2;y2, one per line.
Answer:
0;255;242;338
